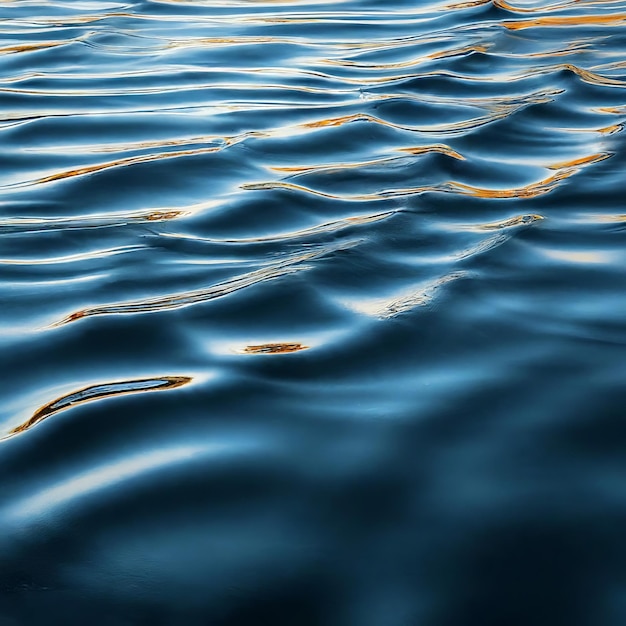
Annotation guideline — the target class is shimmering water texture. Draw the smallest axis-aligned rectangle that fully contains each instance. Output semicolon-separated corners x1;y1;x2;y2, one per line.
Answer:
1;0;626;624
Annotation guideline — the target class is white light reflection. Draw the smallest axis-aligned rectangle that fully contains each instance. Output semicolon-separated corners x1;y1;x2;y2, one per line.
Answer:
340;271;467;319
541;248;619;265
6;444;218;521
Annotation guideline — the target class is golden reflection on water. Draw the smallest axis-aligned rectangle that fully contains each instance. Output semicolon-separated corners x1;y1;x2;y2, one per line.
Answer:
547;152;612;170
556;64;626;87
504;13;626;30
23;146;224;188
0;206;204;234
397;145;466;159
597;105;626;114
597;123;623;135
6;376;192;439
0;41;66;55
166;36;303;50
323;43;491;71
28;135;226;156
246;162;586;202
449;170;573;200
555;122;624;134
289;94;559;139
242;343;309;354
445;0;490;9
499;0;625;10
269;145;465;175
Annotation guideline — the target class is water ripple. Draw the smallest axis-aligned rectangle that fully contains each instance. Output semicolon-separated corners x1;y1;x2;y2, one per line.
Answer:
1;0;626;623
5;376;192;440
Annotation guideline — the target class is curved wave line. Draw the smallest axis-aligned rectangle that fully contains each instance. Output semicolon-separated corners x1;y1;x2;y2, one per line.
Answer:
269;145;465;175
342;271;468;319
547;152;612;170
0;245;143;266
243;169;576;202
0;203;214;234
321;43;491;70
207;211;395;244
495;0;625;12
451;214;545;232
0;40;68;55
522;63;626;88
49;243;348;327
448;169;574;199
504;13;626;30
289;107;527;138
4;376;192;440
6;145;227;189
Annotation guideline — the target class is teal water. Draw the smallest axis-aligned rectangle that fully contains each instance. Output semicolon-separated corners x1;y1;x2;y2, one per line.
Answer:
1;1;626;624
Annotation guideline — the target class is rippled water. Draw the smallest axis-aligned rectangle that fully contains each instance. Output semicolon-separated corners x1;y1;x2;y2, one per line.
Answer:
1;0;626;623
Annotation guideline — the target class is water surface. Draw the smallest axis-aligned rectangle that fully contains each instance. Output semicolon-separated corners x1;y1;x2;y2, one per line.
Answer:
1;0;626;624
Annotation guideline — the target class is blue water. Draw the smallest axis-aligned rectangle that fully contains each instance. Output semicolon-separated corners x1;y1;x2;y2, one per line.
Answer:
1;1;626;624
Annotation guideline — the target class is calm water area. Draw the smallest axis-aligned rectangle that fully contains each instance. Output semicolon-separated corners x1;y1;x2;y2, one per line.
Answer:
1;0;626;624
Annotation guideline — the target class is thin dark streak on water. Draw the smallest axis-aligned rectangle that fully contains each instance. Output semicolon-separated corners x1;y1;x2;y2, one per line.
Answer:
1;0;626;624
